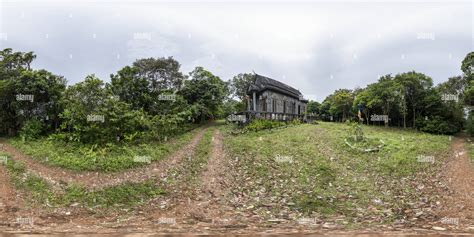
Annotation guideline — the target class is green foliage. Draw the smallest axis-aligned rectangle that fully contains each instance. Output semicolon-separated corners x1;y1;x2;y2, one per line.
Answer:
222;99;242;118
59;181;164;208
180;67;229;121
330;89;354;121
108;57;185;114
229;73;254;101
59;75;149;144
9;128;197;172
19;119;44;141
323;70;464;135
0;48;66;135
5;159;53;203
5;158;164;207
306;100;321;115
466;112;474;136
416;116;462;135
244;119;287;132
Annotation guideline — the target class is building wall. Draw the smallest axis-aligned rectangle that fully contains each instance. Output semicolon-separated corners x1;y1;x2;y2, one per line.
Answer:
256;90;306;115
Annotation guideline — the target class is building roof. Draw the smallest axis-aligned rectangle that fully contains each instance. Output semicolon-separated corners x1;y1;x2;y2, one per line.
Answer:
248;74;307;101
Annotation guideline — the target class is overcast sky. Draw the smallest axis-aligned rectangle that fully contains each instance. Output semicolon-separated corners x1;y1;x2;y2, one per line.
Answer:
0;0;472;101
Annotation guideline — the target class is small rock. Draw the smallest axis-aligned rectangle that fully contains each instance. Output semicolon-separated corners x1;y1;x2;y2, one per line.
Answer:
373;198;383;205
322;222;336;229
268;219;284;223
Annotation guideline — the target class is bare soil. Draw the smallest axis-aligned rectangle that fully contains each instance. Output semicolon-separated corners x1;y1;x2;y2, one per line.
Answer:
0;129;473;236
435;135;474;228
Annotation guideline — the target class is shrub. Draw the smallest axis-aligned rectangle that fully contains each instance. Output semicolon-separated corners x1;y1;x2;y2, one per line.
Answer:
416;116;461;135
244;119;287;132
19;119;44;141
466;111;474;136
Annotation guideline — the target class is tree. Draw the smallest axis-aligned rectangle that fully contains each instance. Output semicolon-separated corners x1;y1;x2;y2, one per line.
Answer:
306;100;321;115
330;89;354;121
230;73;254;101
108;57;185;114
179;67;228;122
60;75;148;144
0;49;66;135
461;52;474;106
394;71;433;128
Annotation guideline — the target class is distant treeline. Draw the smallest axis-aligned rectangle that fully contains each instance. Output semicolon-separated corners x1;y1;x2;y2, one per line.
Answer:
2;48;473;143
305;52;474;135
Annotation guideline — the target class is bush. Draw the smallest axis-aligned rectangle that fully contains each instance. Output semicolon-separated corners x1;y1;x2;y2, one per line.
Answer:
244;119;287;132
416;116;461;135
466;112;474;136
19;119;44;141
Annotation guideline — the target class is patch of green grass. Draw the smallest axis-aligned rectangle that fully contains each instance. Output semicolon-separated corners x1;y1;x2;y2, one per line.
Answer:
4;157;164;208
8;128;200;172
58;181;165;208
222;121;451;221
466;139;474;162
4;158;54;204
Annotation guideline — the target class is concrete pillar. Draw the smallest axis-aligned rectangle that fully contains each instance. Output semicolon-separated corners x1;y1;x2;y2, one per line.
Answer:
253;92;257;111
247;96;251;111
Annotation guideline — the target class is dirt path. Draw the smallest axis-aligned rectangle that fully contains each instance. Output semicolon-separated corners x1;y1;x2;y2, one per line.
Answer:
0;163;21;224
0;127;208;191
184;129;237;223
149;128;246;229
436;135;474;229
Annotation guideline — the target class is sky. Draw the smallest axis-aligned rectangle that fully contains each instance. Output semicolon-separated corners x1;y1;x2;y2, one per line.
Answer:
0;0;472;101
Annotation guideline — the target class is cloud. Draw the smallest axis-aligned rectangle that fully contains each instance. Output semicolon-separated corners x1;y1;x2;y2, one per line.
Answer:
0;1;471;102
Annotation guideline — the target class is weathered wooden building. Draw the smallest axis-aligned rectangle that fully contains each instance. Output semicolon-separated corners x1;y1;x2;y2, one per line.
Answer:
246;74;308;121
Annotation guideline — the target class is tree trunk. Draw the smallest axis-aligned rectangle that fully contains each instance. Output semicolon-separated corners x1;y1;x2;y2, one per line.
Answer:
366;110;370;125
412;108;416;128
403;113;406;128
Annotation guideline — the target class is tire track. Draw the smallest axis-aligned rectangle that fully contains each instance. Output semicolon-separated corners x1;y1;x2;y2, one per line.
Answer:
0;159;26;228
437;136;474;229
155;127;243;228
0;127;208;191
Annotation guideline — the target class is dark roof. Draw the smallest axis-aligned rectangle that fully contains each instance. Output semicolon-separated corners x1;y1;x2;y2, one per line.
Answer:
248;74;306;101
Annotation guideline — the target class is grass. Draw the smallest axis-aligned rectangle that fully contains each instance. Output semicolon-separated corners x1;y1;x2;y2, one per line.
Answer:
168;126;215;185
3;157;165;208
58;181;165;208
222;121;451;223
466;138;474;162
8;128;200;172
